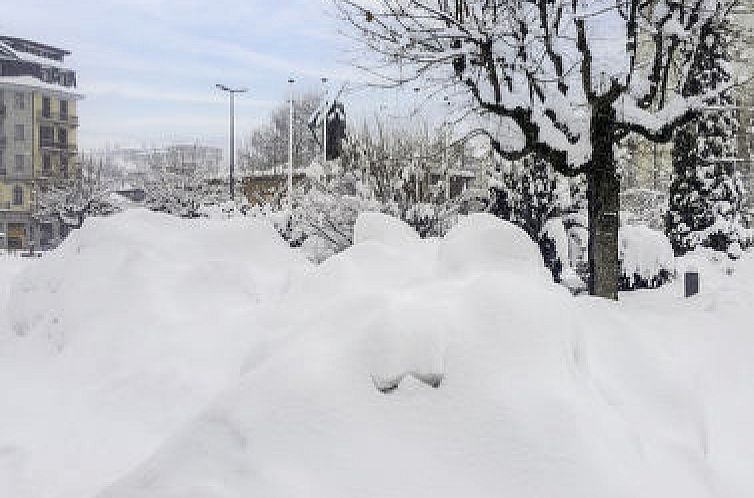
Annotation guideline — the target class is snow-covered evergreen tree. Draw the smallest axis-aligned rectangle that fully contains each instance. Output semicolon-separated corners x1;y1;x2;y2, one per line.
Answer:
666;14;746;257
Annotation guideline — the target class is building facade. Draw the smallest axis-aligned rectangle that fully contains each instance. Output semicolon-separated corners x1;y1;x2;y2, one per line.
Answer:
0;36;82;250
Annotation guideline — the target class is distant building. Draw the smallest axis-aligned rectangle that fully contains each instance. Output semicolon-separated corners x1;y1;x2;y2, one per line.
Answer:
0;35;83;250
161;144;223;178
105;144;223;179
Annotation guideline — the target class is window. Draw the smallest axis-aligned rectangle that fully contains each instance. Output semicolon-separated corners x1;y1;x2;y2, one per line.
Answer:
61;154;69;178
0;154;5;175
59;100;68;120
14;92;24;109
42;153;51;172
40;126;53;145
14;155;23;171
57;127;67;145
42;96;51;118
12;185;22;205
14;125;24;141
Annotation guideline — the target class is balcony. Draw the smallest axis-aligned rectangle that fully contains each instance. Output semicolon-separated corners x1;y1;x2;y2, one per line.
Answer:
37;111;79;127
40;139;77;153
3;171;34;180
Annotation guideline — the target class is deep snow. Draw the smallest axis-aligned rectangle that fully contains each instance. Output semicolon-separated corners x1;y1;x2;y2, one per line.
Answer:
1;209;754;498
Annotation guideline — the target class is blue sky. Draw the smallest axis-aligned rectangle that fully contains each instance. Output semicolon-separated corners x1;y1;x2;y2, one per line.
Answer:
1;0;364;151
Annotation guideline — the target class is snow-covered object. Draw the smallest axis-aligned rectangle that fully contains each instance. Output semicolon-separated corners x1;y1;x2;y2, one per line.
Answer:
353;211;420;246
439;213;546;279
618;225;675;289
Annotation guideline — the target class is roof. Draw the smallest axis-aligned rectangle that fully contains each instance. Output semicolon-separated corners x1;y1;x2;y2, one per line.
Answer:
0;36;70;59
0;76;84;99
0;36;72;71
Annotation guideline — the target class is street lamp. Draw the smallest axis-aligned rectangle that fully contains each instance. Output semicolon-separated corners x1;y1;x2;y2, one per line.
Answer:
288;78;295;210
321;77;328;165
215;83;247;200
443;96;451;201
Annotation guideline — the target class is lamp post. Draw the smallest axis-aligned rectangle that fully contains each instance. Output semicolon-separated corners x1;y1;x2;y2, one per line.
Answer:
288;78;295;210
443;96;451;201
215;83;247;200
321;77;328;165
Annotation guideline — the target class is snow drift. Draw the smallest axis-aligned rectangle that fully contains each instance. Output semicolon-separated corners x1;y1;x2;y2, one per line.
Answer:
2;210;754;498
95;213;754;498
0;209;310;498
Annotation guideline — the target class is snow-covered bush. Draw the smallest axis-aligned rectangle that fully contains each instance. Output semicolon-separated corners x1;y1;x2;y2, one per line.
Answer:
618;226;675;291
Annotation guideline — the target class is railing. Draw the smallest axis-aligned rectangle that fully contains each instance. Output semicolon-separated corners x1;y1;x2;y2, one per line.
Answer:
39;139;77;152
37;111;79;126
3;171;33;180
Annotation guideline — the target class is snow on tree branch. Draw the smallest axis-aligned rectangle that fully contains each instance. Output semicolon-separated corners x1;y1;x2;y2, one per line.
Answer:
334;0;742;171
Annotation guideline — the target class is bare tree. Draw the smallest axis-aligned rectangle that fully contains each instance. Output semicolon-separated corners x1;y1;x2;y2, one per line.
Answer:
243;93;322;173
334;0;741;299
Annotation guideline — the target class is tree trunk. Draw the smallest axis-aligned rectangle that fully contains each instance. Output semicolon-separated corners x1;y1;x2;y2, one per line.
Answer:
587;128;620;300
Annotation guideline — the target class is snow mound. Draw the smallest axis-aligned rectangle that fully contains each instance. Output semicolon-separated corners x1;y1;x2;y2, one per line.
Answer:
440;213;547;279
353;211;420;246
97;259;590;498
5;212;754;498
0;209;310;498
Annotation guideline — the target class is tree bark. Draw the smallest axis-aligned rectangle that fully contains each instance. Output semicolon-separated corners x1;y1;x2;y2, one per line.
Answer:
587;134;620;300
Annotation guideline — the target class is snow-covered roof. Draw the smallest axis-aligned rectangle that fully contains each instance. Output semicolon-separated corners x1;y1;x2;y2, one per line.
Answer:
0;38;71;69
15;50;70;70
0;75;83;99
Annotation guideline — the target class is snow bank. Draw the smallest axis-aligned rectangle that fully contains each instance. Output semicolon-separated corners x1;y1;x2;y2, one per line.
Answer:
5;211;754;498
353;211;421;246
96;212;754;498
440;213;548;279
0;209;310;498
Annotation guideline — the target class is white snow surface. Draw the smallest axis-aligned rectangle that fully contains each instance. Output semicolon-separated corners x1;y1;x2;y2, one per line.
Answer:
2;210;754;498
0;210;310;498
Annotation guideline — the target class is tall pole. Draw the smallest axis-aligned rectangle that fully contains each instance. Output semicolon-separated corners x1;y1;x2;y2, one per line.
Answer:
444;98;451;201
288;78;295;210
322;77;328;165
230;91;235;199
215;84;247;201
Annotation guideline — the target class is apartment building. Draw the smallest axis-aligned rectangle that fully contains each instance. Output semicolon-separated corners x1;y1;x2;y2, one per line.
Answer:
0;35;82;250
